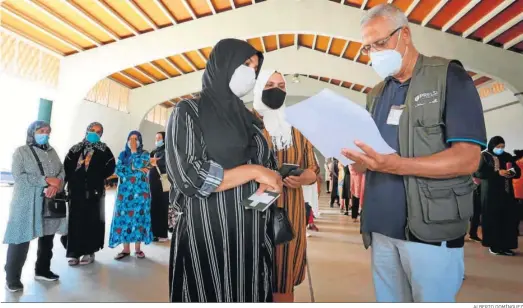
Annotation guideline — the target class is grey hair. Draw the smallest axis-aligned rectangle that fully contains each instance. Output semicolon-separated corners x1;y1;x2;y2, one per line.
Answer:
360;4;409;29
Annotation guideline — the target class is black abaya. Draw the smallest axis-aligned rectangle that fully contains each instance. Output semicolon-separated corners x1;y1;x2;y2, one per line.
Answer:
150;146;169;239
63;146;115;258
475;151;521;250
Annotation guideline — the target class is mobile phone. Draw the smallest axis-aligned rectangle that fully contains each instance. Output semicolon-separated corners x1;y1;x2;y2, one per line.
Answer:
279;163;304;179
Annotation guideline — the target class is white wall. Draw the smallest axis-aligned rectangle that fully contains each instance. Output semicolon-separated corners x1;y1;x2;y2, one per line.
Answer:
139;120;166;152
484;103;523;153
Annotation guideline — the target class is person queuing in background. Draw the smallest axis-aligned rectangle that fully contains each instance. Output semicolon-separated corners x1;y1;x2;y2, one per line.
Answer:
349;165;363;223
341;164;351;215
342;4;487;302
3;121;67;292
109;131;153;260
468;177;482;242
330;158;340;208
63;122;115;266
165;39;282;303
475;136;521;256
253;69;319;303
324;158;332;193
513;150;523;235
149;132;169;243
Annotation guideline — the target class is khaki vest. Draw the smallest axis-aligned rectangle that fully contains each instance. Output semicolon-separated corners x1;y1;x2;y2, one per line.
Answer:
363;54;474;247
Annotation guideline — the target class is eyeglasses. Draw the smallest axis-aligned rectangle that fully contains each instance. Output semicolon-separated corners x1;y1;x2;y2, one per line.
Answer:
361;27;402;55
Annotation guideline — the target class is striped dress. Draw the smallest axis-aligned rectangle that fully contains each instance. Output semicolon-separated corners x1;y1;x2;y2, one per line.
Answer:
165;100;276;302
259;123;319;294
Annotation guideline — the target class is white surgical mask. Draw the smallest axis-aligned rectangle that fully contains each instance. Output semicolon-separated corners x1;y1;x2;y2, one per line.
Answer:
229;65;256;98
370;31;404;79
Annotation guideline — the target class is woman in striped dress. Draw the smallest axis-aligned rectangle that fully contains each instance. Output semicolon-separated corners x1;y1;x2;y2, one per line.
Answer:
252;69;319;302
165;39;283;302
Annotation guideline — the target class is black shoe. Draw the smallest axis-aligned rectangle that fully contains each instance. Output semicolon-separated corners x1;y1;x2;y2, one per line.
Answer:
344;212;349;216
469;235;482;242
489;248;507;256
503;250;516;256
5;281;24;293
153;237;159;242
35;271;59;282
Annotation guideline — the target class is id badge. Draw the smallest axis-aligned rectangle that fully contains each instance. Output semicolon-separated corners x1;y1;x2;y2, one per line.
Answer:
386;105;405;126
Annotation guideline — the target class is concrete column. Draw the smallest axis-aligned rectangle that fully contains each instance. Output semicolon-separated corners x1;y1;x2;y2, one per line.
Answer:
38;98;53;124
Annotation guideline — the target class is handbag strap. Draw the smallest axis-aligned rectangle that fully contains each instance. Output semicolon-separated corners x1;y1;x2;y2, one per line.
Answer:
28;145;45;176
156;165;163;177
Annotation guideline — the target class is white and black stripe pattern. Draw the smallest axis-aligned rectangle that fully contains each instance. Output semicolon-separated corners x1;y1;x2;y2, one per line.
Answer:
166;99;276;302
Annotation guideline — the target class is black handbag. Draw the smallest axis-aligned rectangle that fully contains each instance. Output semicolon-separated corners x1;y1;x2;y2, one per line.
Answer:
272;206;295;245
28;146;68;219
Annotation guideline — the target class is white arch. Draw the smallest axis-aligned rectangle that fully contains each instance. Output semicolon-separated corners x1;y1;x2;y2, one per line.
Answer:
51;0;523;156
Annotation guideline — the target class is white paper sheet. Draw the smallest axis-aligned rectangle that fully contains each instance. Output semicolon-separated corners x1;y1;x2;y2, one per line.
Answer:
284;89;395;165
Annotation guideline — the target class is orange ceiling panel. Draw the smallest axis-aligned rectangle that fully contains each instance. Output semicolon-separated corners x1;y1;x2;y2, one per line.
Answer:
309;75;320;80
366;0;389;10
329;38;347;56
138;63;168;81
0;13;77;55
2;1;94;49
341;81;353;88
471;1;523;40
363;87;372;94
169;55;195;73
247;37;264;53
474;76;491;87
110;73;140;88
391;0;415;13
449;0;505;34
493;22;523;45
278;34;295;48
152;59;182;77
235;0;255;8
211;0;234;13
467;71;477;77
263;35;278;52
199;47;213;59
428;0;473;30
358;52;371;64
186;0;214;18
32;0;114;43
330;79;342;86
352;84;364;91
133;0;173;28
299;34;314;49
103;0;152;33
184;51;206;70
70;0;134;38
122;68;154;84
161;0;194;23
343;0;364;8
343;41;362;60
320;77;330;82
315;35;330;52
408;0;440;24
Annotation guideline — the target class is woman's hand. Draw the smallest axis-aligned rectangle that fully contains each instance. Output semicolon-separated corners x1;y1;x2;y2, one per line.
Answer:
139;168;149;174
150;157;158;167
254;168;283;193
283;176;301;189
46;177;61;188
45;186;58;198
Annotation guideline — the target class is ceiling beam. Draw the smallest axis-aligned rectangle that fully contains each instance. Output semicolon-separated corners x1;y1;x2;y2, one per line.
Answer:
118;72;144;86
180;54;198;71
152;0;177;25
230;0;236;10
206;0;217;15
360;0;368;10
196;49;208;63
95;0;139;36
62;0;120;41
276;34;281;49
165;58;185;75
260;37;267;53
462;0;515;38
483;13;523;44
421;0;448;27
504;33;523;50
326;36;333;54
340;40;349;58
126;0;158;30
133;67;157;82
181;0;197;20
441;0;480;32
405;0;420;17
312;34;317;50
149;61;171;79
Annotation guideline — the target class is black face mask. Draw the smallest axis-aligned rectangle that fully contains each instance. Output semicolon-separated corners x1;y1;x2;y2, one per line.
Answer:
262;88;287;110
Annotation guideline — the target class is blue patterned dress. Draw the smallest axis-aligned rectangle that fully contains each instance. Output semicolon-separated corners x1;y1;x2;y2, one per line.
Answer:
109;151;153;247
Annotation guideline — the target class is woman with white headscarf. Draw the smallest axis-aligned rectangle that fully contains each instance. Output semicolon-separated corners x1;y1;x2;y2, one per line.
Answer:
253;69;319;303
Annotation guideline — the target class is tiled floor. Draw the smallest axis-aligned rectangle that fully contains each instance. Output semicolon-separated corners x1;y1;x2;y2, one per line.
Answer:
1;186;522;302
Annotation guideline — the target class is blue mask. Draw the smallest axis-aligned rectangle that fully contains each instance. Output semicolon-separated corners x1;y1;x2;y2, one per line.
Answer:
86;132;101;143
370;49;402;79
493;148;504;155
35;134;49;145
155;140;164;147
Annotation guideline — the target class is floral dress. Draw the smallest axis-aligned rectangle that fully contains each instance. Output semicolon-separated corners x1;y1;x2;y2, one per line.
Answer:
109;151;153;247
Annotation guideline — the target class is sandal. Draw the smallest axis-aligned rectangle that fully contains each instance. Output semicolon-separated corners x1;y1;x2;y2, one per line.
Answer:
68;258;79;266
135;251;145;259
80;254;95;265
114;252;130;261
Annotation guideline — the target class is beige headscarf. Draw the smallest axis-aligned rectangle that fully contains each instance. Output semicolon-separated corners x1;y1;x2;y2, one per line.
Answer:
253;69;293;151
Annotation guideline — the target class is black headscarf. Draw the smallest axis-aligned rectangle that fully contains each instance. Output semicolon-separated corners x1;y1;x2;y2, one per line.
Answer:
70;122;107;153
157;131;166;145
198;38;264;169
26;120;51;150
487;136;505;154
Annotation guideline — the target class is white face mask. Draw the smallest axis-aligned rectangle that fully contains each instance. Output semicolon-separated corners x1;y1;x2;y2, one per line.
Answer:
229;65;256;98
369;31;404;79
